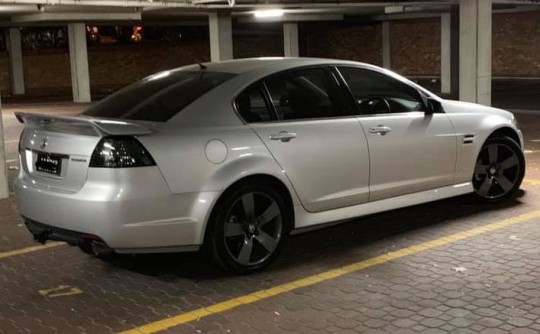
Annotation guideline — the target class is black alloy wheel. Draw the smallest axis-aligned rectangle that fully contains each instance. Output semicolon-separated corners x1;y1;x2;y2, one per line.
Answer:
207;182;289;274
472;136;525;201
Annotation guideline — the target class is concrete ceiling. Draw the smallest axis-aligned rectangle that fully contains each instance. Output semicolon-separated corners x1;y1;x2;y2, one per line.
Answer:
0;0;538;25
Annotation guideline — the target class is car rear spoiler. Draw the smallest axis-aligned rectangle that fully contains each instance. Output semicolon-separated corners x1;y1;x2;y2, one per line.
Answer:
15;112;153;136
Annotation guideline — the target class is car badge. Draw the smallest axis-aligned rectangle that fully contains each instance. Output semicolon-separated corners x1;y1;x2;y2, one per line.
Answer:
40;138;48;150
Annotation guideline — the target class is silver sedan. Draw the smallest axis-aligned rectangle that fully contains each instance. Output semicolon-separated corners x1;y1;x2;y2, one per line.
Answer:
14;58;525;273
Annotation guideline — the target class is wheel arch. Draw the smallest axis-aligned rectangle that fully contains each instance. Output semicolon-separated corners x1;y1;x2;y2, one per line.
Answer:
486;126;522;148
202;173;296;247
471;125;522;177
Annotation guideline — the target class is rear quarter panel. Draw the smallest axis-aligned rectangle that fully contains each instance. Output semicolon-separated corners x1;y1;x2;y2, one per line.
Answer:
137;125;299;202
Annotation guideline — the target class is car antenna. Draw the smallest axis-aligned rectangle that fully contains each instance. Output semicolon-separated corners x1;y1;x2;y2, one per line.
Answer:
163;33;207;70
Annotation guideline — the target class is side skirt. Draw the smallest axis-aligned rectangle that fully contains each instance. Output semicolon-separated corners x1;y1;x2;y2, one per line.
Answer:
291;182;473;234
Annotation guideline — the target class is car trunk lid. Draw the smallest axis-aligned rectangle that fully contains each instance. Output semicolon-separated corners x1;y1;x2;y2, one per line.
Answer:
16;112;154;193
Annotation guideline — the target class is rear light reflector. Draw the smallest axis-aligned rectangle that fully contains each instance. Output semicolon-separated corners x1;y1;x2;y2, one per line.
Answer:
89;136;156;168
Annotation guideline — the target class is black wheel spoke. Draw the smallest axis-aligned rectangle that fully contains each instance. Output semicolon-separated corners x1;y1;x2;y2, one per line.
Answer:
255;230;278;253
224;222;244;237
474;163;489;175
477;177;493;196
488;144;499;164
497;175;514;192
256;202;280;227
238;238;253;264
241;193;255;220
499;155;519;171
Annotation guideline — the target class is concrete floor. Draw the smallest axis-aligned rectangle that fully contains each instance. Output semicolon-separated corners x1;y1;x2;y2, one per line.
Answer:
1;103;540;334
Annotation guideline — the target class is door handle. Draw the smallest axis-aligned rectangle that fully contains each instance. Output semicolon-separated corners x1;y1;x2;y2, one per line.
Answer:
369;126;392;136
269;131;297;142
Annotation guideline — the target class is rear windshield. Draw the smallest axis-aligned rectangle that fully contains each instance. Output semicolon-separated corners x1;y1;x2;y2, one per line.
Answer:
83;70;236;122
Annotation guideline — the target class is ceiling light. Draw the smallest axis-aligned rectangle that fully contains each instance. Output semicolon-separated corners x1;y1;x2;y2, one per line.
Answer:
254;9;284;18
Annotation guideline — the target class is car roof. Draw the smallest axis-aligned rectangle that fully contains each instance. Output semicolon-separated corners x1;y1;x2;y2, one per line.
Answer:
182;57;364;74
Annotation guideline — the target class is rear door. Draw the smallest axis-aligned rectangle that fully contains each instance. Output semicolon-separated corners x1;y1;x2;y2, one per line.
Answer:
238;67;370;213
336;66;457;201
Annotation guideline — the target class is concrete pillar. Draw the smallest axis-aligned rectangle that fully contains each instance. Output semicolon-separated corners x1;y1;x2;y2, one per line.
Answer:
440;13;451;94
476;0;492;105
209;12;233;62
0;97;8;199
459;0;492;105
450;7;460;99
68;23;91;103
283;22;299;57
7;28;25;96
382;21;391;69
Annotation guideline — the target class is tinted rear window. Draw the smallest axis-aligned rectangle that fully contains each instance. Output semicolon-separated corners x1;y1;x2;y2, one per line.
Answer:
83;70;236;122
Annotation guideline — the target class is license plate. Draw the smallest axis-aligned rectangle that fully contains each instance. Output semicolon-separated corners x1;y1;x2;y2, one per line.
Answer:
35;153;63;176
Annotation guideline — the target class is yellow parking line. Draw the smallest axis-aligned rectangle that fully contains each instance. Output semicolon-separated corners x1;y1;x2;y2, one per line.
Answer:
524;178;540;185
0;242;64;260
118;209;540;334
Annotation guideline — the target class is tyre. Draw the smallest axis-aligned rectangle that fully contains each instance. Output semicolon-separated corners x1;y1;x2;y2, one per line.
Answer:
472;136;525;202
207;182;289;274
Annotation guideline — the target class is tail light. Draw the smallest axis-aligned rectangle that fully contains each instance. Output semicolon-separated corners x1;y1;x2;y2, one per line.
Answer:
90;136;156;168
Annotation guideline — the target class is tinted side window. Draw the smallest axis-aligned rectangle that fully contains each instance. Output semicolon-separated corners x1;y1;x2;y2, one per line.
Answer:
83;70;236;122
236;85;275;123
338;67;425;114
265;68;346;120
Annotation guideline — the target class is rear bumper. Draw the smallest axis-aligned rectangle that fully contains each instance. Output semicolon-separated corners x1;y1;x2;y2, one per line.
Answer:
25;218;98;245
15;167;220;252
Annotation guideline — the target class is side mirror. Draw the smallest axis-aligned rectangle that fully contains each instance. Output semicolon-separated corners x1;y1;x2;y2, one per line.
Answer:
426;97;444;114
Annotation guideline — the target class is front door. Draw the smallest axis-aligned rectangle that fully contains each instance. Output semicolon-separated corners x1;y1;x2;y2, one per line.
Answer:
360;113;457;200
336;66;457;201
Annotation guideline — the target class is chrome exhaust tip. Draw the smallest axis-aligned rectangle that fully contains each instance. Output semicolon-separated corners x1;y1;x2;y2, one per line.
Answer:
91;241;114;257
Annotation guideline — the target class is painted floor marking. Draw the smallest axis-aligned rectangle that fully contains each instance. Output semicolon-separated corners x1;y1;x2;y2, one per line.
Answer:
117;209;540;334
39;284;83;298
0;178;538;261
0;242;64;260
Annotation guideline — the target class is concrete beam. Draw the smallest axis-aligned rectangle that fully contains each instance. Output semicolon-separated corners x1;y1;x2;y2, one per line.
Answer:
68;23;91;103
7;28;25;96
440;13;451;94
382;21;391;69
368;11;450;22
283;22;299;57
0;1;460;10
238;14;343;23
459;0;492;105
12;12;141;23
385;6;405;14
192;1;458;8
209;12;233;62
0;97;8;199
